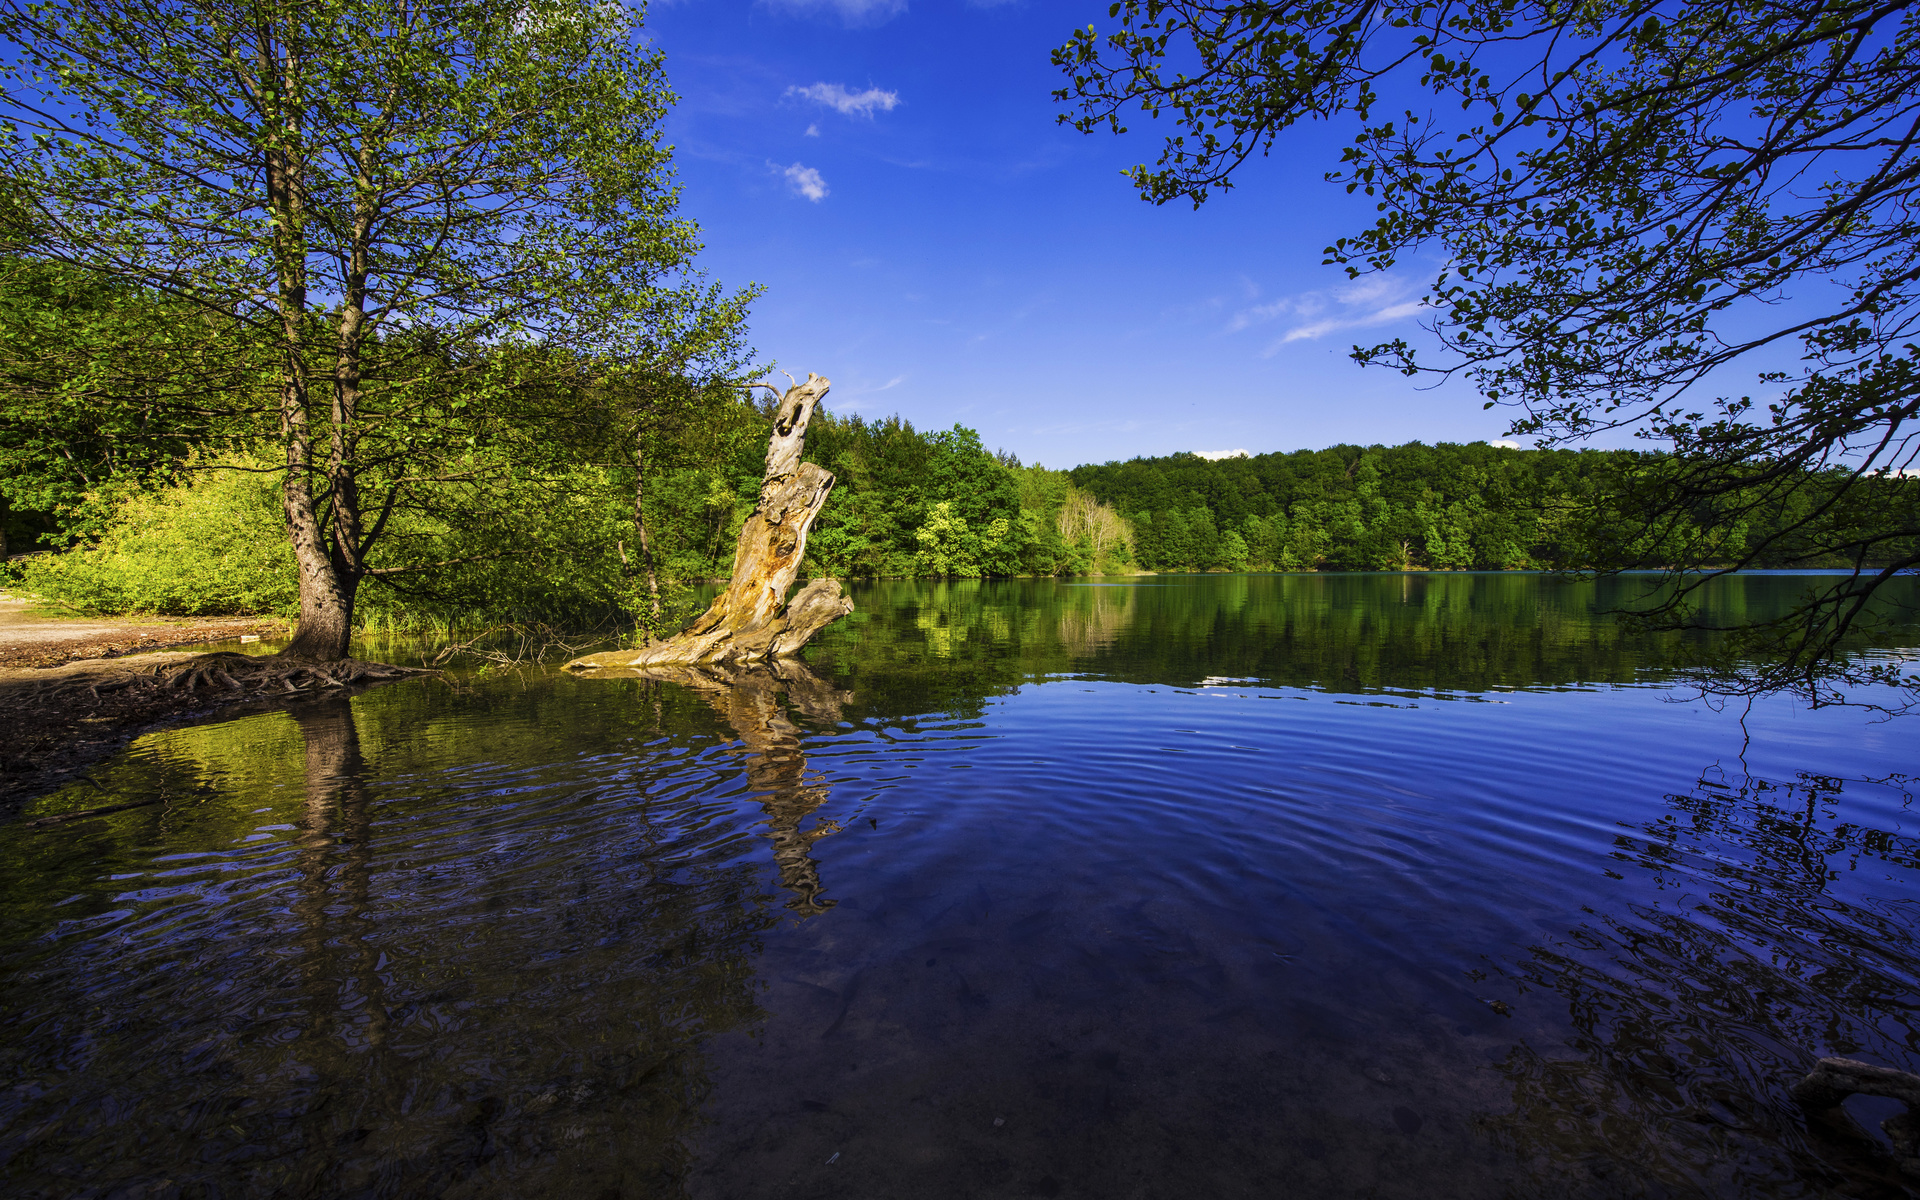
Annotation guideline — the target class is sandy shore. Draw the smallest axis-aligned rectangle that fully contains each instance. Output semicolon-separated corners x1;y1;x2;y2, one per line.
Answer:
0;593;287;668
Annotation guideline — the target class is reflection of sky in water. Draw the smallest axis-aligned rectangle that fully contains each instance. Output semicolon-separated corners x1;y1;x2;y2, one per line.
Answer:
1;574;1916;1198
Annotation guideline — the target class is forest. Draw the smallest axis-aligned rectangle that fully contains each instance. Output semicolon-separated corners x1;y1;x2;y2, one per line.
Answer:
6;278;1909;639
0;254;1910;639
1065;444;1914;574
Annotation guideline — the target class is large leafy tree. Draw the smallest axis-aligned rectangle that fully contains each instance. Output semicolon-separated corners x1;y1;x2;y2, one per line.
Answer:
0;0;745;658
1055;0;1920;701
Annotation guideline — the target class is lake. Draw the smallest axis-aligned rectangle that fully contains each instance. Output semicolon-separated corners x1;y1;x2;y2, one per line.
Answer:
3;572;1918;1198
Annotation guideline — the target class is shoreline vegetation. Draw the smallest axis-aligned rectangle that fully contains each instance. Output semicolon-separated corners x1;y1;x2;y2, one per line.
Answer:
5;423;1910;644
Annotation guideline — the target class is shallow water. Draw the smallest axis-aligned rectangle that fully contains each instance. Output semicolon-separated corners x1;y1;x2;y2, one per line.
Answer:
3;573;1918;1199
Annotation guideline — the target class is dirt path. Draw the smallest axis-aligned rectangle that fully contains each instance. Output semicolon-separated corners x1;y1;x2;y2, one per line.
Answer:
0;592;286;668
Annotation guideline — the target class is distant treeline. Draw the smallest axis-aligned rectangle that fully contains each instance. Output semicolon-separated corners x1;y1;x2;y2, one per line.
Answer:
643;410;1136;582
1067;443;1902;573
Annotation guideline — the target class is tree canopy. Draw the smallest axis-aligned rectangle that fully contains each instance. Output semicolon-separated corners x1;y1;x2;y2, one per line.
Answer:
0;0;748;657
1055;0;1920;700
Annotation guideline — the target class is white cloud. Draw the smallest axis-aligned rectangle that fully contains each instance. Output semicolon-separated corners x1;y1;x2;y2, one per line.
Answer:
1332;275;1408;307
787;81;900;119
1224;298;1295;334
1222;272;1431;353
1491;439;1522;449
780;162;828;202
836;375;907;409
1194;449;1250;461
1276;299;1424;347
769;0;906;24
804;123;820;137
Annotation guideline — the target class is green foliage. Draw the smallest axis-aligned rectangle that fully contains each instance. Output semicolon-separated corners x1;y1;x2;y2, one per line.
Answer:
0;258;263;547
18;450;639;626
17;457;296;616
0;0;700;352
1070;442;1908;575
798;412;1134;580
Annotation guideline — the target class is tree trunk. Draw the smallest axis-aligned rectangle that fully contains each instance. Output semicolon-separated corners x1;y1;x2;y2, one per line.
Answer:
277;310;360;662
274;88;376;665
262;43;361;666
281;574;356;661
633;424;662;625
567;373;852;671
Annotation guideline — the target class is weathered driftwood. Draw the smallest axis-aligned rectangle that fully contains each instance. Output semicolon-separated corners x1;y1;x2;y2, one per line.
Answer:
566;373;853;672
1794;1056;1920;1179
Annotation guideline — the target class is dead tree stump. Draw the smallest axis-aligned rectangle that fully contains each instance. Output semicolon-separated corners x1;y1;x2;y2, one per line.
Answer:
566;373;853;672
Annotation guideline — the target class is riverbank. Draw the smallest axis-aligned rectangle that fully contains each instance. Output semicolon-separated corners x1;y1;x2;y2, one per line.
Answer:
0;594;300;815
0;593;287;668
0;652;281;817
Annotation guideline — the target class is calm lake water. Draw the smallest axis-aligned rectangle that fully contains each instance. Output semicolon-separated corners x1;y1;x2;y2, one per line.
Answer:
3;573;1918;1199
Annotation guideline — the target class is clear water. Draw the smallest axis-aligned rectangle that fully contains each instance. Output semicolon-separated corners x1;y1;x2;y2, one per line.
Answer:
3;573;1918;1199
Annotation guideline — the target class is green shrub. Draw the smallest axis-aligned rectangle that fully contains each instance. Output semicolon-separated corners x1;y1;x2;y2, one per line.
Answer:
19;456;297;616
18;450;645;628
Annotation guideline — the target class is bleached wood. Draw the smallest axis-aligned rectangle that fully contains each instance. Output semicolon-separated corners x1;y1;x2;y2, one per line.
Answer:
566;373;852;671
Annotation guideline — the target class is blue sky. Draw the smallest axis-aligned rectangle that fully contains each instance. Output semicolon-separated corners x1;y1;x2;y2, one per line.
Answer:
645;0;1520;469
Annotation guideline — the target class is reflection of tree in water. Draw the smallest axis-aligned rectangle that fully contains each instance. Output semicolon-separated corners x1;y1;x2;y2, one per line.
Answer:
291;703;391;1056
279;699;780;1197
1477;769;1920;1197
0;693;783;1198
616;659;852;917
803;574;1920;704
1055;583;1136;657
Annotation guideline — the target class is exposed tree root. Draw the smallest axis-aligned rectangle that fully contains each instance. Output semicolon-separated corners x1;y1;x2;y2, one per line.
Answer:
29;652;433;703
427;622;619;668
1;652;435;816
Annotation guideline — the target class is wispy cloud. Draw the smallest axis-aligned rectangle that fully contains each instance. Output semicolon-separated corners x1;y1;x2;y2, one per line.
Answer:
767;0;907;24
1224;273;1429;353
787;81;900;119
835;374;907;409
1223;297;1300;334
779;162;829;202
804;123;820;137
